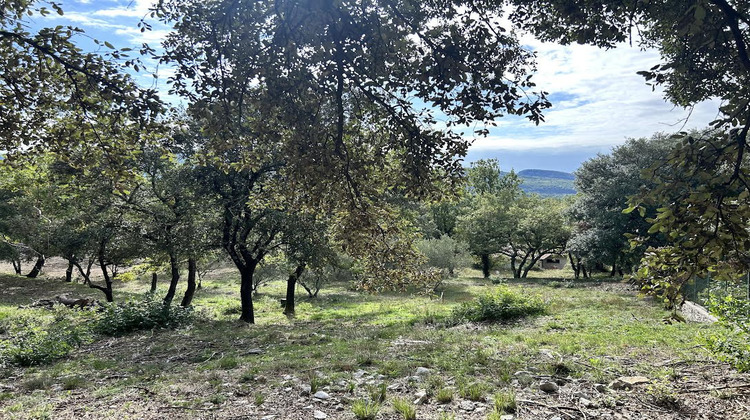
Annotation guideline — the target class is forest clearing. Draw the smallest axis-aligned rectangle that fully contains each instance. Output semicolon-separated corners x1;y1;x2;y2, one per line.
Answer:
1;263;748;419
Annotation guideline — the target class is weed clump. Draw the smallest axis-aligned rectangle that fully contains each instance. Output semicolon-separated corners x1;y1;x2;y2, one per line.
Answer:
93;295;193;337
392;397;417;420
352;399;380;420
448;287;546;324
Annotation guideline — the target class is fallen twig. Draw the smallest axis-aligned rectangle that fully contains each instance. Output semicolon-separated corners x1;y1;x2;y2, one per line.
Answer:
517;399;582;419
682;383;750;393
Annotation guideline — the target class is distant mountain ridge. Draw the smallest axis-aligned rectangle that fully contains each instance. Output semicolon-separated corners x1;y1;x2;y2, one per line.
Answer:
517;169;575;181
502;169;577;197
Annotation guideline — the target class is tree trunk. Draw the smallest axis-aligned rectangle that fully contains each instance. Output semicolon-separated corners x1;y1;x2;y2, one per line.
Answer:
181;258;197;307
284;264;306;315
610;261;617;277
239;266;256;324
163;252;180;305
11;258;21;275
98;257;114;302
150;272;158;293
65;259;74;282
582;264;589;279
569;252;580;279
521;255;539;278
480;254;491;278
25;255;45;278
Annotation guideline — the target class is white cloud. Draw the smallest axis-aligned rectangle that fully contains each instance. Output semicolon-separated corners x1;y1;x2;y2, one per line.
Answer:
468;40;722;153
92;0;156;18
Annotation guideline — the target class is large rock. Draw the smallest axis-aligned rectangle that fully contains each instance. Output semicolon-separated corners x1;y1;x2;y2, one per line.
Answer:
539;381;559;393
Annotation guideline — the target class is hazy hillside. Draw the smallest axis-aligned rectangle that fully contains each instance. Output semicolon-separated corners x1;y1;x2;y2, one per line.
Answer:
517;169;575;180
503;169;577;197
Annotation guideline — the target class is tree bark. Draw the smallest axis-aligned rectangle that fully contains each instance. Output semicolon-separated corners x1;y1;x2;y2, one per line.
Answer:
65;259;74;282
11;258;21;275
284;264;306;315
181;258;197;307
610;261;617;277
239;266;256;323
569;252;580;279
480;254;491;278
97;256;114;303
163;252;180;305
25;255;45;278
150;272;158;293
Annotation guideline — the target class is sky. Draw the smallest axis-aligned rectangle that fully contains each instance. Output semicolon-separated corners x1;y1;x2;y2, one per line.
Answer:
35;0;721;174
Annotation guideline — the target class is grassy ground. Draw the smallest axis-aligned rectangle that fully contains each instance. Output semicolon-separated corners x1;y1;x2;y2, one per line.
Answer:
0;264;748;419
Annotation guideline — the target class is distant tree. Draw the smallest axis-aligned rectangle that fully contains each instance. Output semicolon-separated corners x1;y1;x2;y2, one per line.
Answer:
457;194;514;278
457;160;523;278
500;195;571;278
570;135;676;275
417;234;472;277
509;0;750;289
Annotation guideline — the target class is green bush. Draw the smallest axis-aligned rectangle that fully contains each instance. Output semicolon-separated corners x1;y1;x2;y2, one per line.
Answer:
1;314;90;366
93;295;193;337
449;287;546;324
706;294;750;372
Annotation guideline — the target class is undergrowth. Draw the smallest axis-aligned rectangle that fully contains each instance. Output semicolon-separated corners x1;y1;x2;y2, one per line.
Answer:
448;286;546;325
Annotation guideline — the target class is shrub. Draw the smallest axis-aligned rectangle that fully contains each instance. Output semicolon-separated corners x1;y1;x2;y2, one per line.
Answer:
706;294;750;372
1;314;90;366
448;287;546;325
93;295;193;337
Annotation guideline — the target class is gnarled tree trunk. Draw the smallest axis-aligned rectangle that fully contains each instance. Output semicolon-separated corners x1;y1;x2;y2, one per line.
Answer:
25;255;45;278
181;258;197;307
163;251;180;305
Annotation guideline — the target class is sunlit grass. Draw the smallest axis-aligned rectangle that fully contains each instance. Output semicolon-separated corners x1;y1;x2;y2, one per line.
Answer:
0;264;718;416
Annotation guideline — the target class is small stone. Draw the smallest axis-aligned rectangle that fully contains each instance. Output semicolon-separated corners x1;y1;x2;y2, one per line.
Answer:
415;367;431;376
335;404;344;411
594;383;607;393
300;384;312;396
409;376;422;382
459;400;475;411
303;405;314;410
549;416;562;420
501;415;514;420
246;348;264;355
387;383;402;391
260;416;275;420
413;390;428;405
539;381;559;393
353;369;367;379
283;375;293;381
313;391;331;400
579;397;594;408
313;410;327;419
